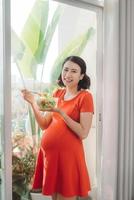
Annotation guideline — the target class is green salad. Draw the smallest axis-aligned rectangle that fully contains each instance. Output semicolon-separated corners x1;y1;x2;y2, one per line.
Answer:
37;93;56;110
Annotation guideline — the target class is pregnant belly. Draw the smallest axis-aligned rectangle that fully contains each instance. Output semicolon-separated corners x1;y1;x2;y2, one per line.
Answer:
41;119;81;152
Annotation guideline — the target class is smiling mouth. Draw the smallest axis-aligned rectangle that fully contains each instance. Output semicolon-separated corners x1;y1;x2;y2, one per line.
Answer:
64;79;73;83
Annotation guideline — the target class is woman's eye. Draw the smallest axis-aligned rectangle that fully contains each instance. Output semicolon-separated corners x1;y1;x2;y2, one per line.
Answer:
71;71;77;73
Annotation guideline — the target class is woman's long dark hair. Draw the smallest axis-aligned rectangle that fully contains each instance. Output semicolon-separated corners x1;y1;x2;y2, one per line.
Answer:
57;56;91;91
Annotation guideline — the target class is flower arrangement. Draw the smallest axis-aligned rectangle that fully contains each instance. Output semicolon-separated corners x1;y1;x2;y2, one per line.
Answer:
12;132;38;200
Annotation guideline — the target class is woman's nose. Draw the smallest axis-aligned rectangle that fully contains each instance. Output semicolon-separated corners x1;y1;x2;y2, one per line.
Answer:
65;71;72;77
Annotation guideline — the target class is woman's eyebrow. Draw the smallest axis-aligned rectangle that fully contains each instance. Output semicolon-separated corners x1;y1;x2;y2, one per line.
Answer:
63;67;69;69
71;68;78;71
63;67;78;71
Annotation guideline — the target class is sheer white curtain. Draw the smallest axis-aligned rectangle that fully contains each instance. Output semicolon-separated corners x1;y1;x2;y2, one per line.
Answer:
100;0;134;200
117;0;134;200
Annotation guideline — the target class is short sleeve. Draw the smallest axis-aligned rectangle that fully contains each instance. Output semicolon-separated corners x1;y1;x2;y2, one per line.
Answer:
78;91;94;113
52;88;64;98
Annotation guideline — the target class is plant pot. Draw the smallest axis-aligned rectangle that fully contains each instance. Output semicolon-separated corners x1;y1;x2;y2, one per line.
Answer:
30;192;51;200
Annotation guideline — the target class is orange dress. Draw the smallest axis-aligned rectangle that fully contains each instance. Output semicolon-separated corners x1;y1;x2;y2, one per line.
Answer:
32;89;94;197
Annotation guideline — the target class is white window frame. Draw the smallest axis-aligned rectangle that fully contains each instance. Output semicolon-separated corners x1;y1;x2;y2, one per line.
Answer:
53;0;104;8
0;0;12;200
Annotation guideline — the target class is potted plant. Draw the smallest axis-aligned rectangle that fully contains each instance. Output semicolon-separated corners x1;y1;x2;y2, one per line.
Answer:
12;132;37;200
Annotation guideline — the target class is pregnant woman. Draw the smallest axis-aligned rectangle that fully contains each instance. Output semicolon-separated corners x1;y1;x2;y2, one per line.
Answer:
21;55;94;200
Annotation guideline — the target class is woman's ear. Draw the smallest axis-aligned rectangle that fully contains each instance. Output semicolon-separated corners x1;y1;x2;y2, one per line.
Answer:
80;74;84;80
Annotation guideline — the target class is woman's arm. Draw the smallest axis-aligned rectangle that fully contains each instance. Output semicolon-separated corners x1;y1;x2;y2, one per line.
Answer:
59;110;93;139
21;90;52;130
44;106;93;139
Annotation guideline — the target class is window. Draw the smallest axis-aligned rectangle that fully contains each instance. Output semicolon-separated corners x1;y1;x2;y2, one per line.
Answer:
1;0;103;199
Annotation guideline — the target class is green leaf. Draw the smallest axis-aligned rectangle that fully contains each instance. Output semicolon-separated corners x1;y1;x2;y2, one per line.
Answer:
11;29;25;61
28;106;36;136
50;27;95;82
17;48;37;79
11;29;27;87
21;0;49;55
35;5;63;64
17;0;49;78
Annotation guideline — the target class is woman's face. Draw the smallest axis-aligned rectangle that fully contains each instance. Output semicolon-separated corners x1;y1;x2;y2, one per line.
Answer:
61;61;84;89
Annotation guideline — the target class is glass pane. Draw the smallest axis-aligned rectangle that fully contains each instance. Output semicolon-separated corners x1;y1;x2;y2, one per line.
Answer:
11;0;97;199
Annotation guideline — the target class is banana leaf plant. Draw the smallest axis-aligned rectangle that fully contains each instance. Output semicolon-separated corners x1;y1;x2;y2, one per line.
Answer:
11;0;63;139
50;27;95;83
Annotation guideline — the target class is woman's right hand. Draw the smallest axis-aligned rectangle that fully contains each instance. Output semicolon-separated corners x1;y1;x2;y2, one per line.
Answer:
21;89;35;105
